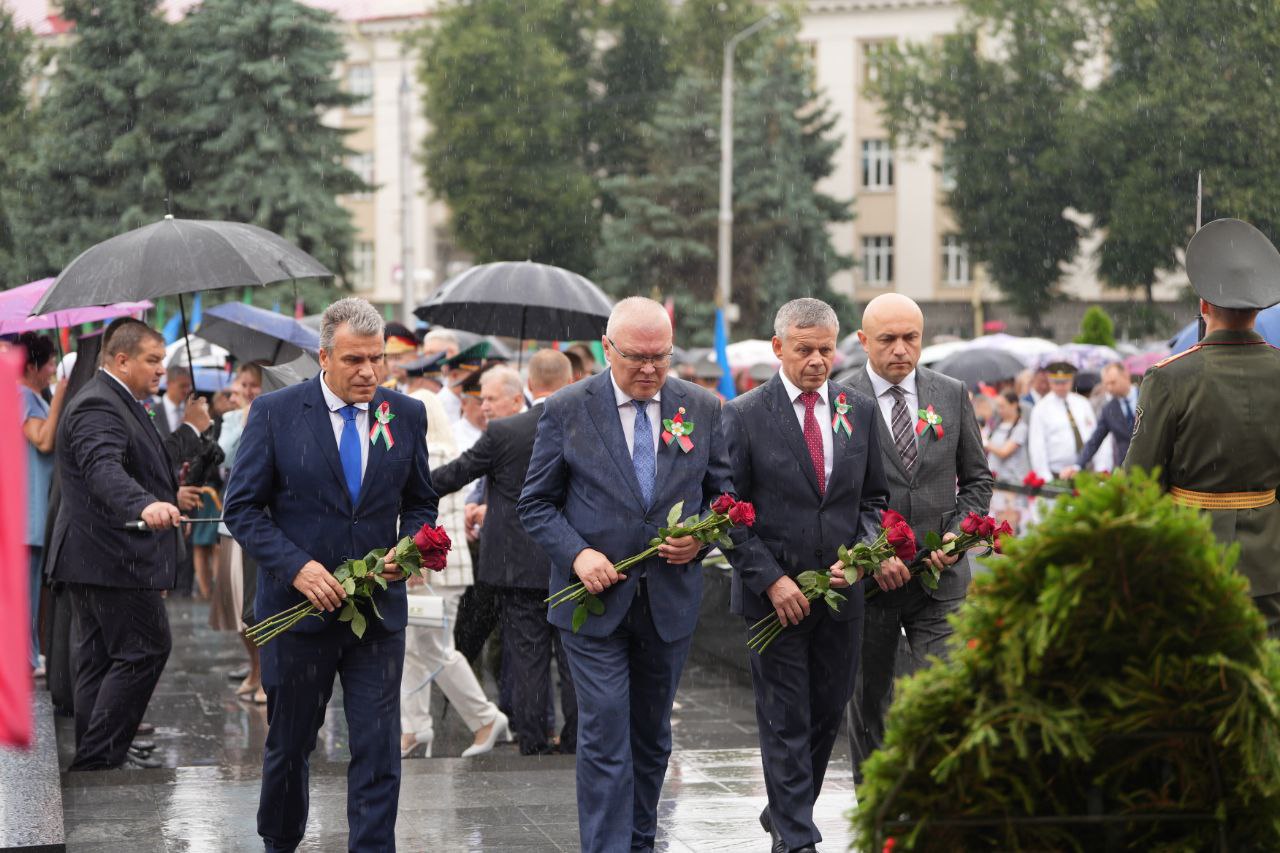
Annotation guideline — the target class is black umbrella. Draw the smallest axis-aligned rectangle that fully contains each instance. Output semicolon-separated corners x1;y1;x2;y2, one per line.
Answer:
260;352;321;393
933;347;1026;386
414;262;613;345
32;216;333;388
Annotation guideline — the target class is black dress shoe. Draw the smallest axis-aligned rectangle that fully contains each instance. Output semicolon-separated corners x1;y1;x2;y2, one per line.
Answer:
126;747;162;768
760;806;773;835
135;722;155;736
131;739;156;752
761;807;785;853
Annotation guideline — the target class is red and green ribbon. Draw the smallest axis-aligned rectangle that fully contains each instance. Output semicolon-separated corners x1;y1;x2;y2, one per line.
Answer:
661;407;695;453
915;405;944;439
370;400;395;449
832;392;853;437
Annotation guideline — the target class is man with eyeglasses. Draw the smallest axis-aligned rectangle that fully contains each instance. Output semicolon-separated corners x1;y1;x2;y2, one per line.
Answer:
520;297;733;853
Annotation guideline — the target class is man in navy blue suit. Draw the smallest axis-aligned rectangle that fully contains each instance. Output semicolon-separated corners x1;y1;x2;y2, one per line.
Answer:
1070;360;1139;474
519;297;733;853
721;299;893;853
225;298;437;853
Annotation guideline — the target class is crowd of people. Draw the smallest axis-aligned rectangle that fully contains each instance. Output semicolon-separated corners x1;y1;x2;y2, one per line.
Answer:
13;210;1276;853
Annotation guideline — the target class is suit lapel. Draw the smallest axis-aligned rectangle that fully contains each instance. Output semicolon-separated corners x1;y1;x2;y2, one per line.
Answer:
653;380;686;503
824;380;851;504
304;376;354;510
100;373;169;468
913;369;939;471
584;371;646;511
851;368;910;481
356;389;390;511
767;375;821;499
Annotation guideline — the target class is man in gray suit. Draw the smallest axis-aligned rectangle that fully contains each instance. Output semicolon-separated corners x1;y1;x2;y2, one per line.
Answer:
845;293;993;781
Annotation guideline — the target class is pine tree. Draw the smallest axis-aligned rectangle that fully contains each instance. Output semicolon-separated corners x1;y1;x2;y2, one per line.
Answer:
0;9;33;282
7;0;176;280
168;0;363;297
1074;305;1116;347
596;21;851;346
594;0;675;185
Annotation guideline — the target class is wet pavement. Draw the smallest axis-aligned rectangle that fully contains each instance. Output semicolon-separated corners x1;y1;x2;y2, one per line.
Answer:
56;599;858;851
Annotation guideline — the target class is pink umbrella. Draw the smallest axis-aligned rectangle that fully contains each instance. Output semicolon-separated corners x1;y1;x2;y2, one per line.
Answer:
1123;350;1168;376
0;278;153;335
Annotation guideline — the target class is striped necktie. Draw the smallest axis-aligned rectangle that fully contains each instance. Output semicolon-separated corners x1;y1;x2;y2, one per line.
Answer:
888;386;918;472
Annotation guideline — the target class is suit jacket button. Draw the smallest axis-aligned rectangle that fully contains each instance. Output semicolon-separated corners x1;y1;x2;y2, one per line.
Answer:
814;548;823;558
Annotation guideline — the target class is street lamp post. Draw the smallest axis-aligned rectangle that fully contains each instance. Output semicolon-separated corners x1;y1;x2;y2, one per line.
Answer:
717;12;781;339
399;70;416;326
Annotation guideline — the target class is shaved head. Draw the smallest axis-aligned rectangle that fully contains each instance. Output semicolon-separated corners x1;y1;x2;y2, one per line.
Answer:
606;296;672;339
603;296;673;401
858;294;925;384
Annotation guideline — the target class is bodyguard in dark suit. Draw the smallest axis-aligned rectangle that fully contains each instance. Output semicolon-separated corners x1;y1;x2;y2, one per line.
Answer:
49;320;198;770
1073;361;1138;472
224;298;437;853
722;299;891;853
845;294;993;781
431;352;577;755
519;297;733;853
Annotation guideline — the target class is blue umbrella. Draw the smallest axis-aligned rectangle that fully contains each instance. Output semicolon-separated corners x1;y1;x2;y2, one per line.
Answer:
196;301;320;364
1169;304;1280;353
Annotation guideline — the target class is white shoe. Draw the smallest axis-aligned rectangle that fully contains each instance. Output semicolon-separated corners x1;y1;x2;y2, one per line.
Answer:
461;711;510;757
401;736;432;759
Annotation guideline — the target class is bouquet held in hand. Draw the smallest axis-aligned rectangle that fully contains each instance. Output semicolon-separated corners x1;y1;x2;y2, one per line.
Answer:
246;523;452;646
864;510;1012;601
748;510;917;654
547;494;756;633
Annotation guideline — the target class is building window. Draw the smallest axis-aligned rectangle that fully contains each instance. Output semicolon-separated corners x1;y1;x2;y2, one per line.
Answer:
940;141;957;192
942;234;971;286
861;41;886;87
348;152;374;198
861;139;894;190
346;65;373;115
352;241;375;291
861;235;894;286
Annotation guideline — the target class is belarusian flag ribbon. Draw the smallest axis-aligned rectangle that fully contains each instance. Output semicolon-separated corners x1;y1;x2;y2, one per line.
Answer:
915;404;944;439
661;407;695;453
370;400;395;449
832;392;853;437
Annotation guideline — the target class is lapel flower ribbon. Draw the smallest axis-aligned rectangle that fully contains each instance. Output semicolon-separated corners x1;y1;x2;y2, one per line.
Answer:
915;404;944;440
661;407;695;453
370;400;395;449
832;392;853;437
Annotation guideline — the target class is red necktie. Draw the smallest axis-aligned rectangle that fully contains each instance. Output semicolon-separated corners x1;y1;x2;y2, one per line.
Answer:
799;391;825;496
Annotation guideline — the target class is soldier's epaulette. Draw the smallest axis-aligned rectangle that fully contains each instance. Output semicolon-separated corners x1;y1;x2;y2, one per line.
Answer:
1150;345;1202;370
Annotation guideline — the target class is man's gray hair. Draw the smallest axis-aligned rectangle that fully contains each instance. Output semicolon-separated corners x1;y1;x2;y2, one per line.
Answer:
320;297;384;352
774;298;839;340
481;365;525;400
423;329;459;349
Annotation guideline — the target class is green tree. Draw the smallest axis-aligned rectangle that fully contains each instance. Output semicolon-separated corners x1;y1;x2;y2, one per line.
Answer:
870;0;1088;329
1075;0;1280;303
7;0;176;280
594;0;675;184
596;23;852;345
0;9;34;282
672;0;766;78
1074;305;1116;347
416;0;599;274
168;0;364;301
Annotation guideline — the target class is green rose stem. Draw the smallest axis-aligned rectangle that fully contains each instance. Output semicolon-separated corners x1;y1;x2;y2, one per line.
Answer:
747;572;846;654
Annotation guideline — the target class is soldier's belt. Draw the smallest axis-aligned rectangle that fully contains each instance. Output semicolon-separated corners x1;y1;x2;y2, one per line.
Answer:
1170;487;1277;510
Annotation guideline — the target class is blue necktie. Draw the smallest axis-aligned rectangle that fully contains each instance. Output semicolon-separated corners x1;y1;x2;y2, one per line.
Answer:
339;405;362;506
631;399;655;508
1121;396;1134;429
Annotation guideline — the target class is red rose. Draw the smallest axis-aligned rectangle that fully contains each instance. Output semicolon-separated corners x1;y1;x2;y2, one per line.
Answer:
993;533;1006;554
960;512;982;535
977;516;997;538
727;501;756;528
413;524;452;571
882;509;908;530
997;520;1013;536
1022;471;1045;489
711;493;737;516
886;521;917;562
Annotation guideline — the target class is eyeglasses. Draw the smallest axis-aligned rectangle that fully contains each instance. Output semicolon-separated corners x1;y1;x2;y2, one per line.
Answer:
606;335;672;369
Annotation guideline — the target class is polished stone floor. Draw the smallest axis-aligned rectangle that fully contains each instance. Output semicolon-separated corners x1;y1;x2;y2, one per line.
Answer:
57;600;858;851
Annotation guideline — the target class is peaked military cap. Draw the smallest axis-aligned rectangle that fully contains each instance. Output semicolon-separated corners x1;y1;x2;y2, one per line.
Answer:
1185;218;1280;310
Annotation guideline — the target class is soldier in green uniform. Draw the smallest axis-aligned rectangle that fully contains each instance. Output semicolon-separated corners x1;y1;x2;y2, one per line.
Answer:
1125;218;1280;636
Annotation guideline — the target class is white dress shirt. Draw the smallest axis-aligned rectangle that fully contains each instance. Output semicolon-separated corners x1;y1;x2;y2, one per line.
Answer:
101;367;146;402
440;387;462;423
162;394;185;434
777;370;833;486
866;364;920;444
610;371;661;459
1028;391;1097;479
319;372;369;477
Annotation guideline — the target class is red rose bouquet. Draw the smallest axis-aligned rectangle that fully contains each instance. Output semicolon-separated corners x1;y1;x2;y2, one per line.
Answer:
864;511;1012;601
547;494;756;633
748;510;918;654
245;522;452;645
